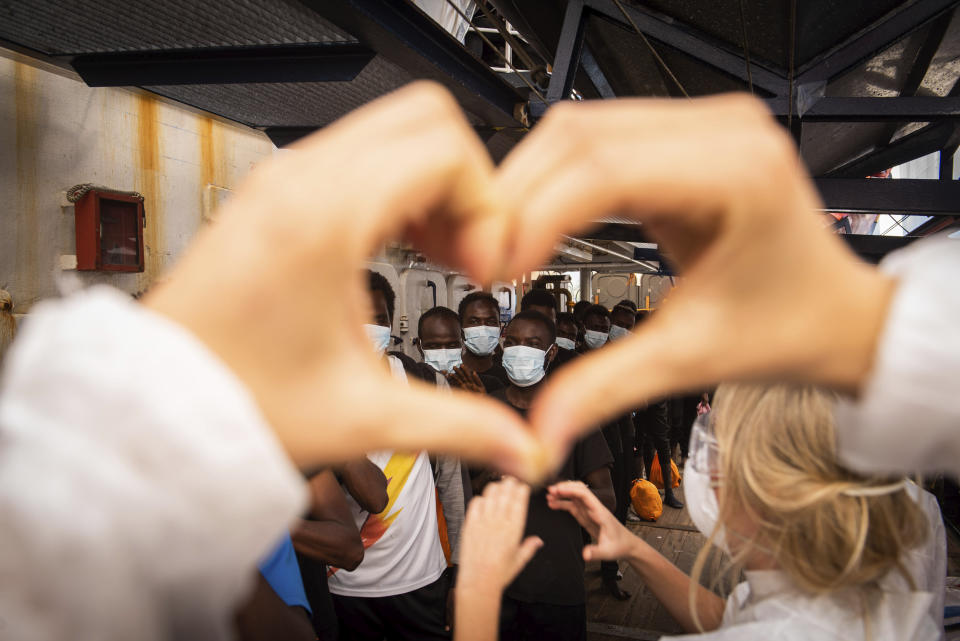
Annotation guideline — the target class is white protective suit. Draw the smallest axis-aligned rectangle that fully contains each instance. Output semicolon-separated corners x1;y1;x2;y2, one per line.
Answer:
0;288;307;641
835;234;960;477
661;484;947;641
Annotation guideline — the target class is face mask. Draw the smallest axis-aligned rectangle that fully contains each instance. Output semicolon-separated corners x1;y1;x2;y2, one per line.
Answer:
583;329;608;350
555;337;576;351
683;456;728;553
463;325;500;356
608;324;632;342
501;345;548;387
364;323;392;355
423;348;462;374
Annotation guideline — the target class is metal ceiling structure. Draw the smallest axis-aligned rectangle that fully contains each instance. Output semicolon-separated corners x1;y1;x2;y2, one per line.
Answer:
2;0;960;261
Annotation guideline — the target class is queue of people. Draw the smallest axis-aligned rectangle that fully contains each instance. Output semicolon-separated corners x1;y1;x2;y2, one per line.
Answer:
0;82;958;641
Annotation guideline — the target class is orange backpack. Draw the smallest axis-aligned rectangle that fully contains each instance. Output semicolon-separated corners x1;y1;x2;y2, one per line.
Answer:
649;454;681;490
630;478;663;522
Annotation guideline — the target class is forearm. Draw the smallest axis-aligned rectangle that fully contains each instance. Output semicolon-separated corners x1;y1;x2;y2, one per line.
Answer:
291;520;363;570
340;459;388;514
624;537;725;633
454;584;502;641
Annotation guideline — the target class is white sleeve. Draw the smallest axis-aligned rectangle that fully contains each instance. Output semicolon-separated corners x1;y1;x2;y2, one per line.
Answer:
0;287;307;641
835;234;960;475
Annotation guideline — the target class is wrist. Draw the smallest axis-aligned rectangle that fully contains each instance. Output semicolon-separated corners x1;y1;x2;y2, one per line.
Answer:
815;262;896;396
456;571;504;599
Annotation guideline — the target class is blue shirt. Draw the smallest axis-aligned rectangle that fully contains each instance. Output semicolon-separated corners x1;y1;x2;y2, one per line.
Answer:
258;534;312;615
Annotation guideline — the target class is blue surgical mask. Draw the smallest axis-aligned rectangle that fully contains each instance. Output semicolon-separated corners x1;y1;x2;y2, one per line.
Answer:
423;348;463;374
364;323;392;355
608;324;632;342
463;325;500;356
502;345;548;387
555;337;576;351
583;329;608;350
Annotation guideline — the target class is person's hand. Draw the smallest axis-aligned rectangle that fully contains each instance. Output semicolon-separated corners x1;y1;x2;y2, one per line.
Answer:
457;477;542;595
494;95;895;467
546;481;637;562
446;366;485;394
143;82;544;480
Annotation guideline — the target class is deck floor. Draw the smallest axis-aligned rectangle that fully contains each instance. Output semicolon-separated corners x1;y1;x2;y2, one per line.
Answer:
585;485;960;640
584;486;734;641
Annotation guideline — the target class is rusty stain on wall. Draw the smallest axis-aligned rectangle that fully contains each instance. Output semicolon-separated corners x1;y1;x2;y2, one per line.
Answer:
14;62;39;310
199;115;229;223
134;94;164;279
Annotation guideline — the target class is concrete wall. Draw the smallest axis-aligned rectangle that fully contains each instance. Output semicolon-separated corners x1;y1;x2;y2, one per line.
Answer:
0;51;279;313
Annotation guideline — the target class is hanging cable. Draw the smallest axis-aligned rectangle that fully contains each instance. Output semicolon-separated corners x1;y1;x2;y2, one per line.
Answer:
737;0;754;94
440;0;548;103
611;0;690;98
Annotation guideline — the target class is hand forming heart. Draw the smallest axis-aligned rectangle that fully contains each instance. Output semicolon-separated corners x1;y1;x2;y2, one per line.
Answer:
145;82;895;480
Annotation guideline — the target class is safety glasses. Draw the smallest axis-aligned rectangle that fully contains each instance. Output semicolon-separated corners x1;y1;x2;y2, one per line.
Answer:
688;412;722;486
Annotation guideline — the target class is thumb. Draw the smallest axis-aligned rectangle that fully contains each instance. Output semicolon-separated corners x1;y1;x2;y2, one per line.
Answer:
373;377;549;483
582;543;604;562
531;315;713;470
513;536;544;574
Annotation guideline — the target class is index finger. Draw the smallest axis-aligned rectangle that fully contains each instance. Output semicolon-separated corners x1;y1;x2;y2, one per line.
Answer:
494;94;813;278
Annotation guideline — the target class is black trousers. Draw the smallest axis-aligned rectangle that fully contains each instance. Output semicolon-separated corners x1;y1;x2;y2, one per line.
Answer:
500;597;586;641
296;553;339;641
601;418;632;581
332;574;450;641
635;402;674;491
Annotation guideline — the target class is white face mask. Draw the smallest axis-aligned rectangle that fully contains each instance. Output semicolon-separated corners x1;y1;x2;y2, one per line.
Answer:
583;329;608;350
423;348;463;374
683;458;727;553
608;324;632;342
463;325;500;356
555;337;576;351
501;345;548;387
364;323;392;355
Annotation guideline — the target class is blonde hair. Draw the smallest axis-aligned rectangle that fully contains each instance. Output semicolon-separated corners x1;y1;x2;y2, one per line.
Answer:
689;383;928;631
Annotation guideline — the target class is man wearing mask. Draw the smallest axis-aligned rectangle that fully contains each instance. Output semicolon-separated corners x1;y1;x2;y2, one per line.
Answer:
488;310;615;641
329;276;453;641
458;292;509;388
553;312;579;370
580;304;611;352
417;306;503;394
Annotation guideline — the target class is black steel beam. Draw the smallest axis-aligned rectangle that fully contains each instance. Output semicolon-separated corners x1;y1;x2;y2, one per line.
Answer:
825;121;960;177
585;0;787;96
265;124;510;148
797;0;960;84
581;46;616;98
940;145;957;180
816;177;960;215
72;44;374;86
264;127;320;148
766;96;960;121
582;224;917;262
300;0;526;127
547;0;587;103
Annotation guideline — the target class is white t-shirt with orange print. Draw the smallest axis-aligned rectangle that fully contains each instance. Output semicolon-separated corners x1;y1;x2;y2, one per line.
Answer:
327;356;447;598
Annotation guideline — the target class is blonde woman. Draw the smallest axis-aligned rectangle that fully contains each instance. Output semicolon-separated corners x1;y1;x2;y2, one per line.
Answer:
546;384;946;640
